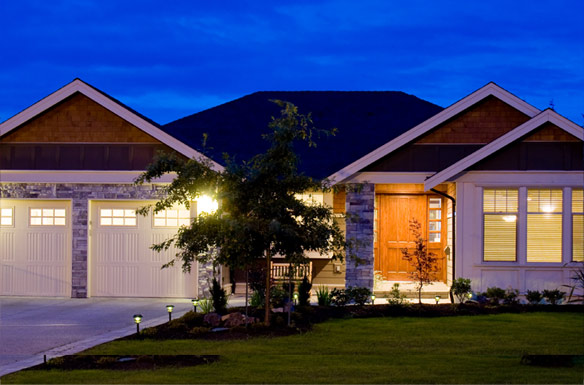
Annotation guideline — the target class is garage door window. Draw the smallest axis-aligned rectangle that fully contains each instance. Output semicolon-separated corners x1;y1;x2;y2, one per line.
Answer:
153;209;191;227
30;208;66;226
1;208;14;226
100;209;136;226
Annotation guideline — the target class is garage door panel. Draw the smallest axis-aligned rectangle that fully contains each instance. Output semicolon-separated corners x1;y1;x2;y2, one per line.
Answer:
0;233;15;261
96;233;140;263
27;233;67;262
90;201;196;298
0;200;71;297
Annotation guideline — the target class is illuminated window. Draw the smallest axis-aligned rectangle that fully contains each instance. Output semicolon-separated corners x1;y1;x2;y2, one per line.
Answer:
1;208;14;226
573;189;583;262
100;209;136;226
428;197;442;243
30;208;66;226
483;189;518;262
153;208;191;227
527;189;562;262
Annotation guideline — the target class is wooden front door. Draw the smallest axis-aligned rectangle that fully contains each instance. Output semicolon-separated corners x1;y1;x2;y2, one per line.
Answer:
375;194;446;282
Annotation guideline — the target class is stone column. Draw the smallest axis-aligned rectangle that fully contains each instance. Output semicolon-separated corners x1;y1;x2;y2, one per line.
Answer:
71;196;88;298
198;261;215;298
345;183;375;289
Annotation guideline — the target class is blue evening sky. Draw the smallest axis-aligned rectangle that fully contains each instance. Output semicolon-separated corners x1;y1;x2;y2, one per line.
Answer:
0;0;582;125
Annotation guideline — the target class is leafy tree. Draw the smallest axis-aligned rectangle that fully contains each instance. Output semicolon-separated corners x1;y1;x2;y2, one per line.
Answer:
401;219;440;304
136;101;347;325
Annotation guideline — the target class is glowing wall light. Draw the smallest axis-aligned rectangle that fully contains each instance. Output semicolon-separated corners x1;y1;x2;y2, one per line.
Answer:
195;195;218;214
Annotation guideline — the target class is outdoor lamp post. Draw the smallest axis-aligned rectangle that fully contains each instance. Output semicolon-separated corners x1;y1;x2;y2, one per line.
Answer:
166;305;174;321
293;292;298;305
371;294;376;305
133;314;143;334
435;295;441;304
191;298;199;313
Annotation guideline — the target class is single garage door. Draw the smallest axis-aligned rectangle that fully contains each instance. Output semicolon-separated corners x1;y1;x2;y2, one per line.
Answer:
89;201;197;297
0;199;71;296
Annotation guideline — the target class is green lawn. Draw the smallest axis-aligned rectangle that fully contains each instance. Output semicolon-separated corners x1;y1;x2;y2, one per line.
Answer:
3;312;583;384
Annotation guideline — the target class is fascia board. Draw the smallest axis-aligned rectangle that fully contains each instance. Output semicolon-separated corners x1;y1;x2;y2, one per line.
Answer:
327;83;541;184
424;110;584;191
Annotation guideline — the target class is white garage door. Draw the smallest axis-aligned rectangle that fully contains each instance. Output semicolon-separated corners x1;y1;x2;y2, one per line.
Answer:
0;200;71;297
89;201;197;298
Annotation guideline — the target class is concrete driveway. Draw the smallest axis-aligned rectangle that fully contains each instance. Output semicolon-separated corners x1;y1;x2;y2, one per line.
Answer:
0;297;197;377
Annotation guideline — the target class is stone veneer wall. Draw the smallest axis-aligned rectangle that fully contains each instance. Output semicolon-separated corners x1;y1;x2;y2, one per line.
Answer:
0;182;212;298
345;183;375;289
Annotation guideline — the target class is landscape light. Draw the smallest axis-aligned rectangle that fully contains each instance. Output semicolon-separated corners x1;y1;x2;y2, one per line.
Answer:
435;295;441;304
133;314;143;333
371;294;376;305
191;298;199;313
293;292;298;305
166;305;174;321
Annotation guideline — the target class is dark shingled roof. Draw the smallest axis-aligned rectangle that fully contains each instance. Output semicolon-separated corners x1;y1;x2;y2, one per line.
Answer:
163;91;444;180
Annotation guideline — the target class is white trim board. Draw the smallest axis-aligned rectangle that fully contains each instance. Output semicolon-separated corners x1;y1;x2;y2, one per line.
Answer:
0;170;177;184
0;79;224;172
424;109;584;190
327;82;541;184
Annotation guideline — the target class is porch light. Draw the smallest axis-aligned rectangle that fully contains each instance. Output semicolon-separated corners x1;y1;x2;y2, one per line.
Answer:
435;295;441;304
467;292;473;300
293;292;298;305
133;314;143;334
371;294;376;305
191;298;199;313
166;305;174;321
196;195;218;215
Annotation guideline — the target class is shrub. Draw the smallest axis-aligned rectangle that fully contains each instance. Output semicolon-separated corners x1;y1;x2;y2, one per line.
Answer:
451;278;472;303
525;290;543;305
347;286;372;305
387;283;407;305
503;288;519;305
484;286;506;305
298;276;312;306
543;289;565;305
330;288;350;306
210;277;228;314
250;290;264;307
316;286;331;306
270;285;288;308
198;298;214;314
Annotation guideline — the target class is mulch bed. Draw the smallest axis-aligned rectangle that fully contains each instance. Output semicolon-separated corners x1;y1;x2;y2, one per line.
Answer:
27;355;219;371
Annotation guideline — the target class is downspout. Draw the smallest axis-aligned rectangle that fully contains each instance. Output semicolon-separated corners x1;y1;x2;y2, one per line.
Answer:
430;188;455;303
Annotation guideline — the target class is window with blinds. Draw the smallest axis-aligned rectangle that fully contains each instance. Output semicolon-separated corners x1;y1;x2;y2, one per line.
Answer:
573;189;583;262
527;189;562;262
483;189;518;261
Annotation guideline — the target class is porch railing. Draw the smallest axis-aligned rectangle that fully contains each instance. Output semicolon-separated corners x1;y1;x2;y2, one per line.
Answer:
270;262;312;282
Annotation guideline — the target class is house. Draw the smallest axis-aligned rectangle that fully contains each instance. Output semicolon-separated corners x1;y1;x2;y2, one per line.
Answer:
1;79;581;298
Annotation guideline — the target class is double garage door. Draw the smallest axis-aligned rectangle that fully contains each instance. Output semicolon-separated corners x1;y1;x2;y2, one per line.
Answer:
0;199;196;298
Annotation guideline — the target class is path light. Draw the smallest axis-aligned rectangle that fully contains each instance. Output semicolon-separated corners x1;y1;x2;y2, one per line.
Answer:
191;298;199;313
166;305;174;321
435;295;441;304
293;292;298;305
133;314;143;334
371;294;376;305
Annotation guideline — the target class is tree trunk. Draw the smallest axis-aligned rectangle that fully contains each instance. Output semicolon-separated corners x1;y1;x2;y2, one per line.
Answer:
264;249;271;326
418;284;422;304
245;268;249;327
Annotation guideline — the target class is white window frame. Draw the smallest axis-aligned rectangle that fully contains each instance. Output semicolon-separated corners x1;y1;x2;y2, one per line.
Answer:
152;208;192;228
99;209;137;227
29;207;67;226
482;188;518;262
1;207;14;227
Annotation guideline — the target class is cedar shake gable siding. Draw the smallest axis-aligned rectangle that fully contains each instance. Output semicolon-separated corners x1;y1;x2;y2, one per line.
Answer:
0;93;181;171
362;96;533;173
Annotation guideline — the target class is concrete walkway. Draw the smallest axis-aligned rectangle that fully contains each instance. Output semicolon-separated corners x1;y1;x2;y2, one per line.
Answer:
0;297;197;377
